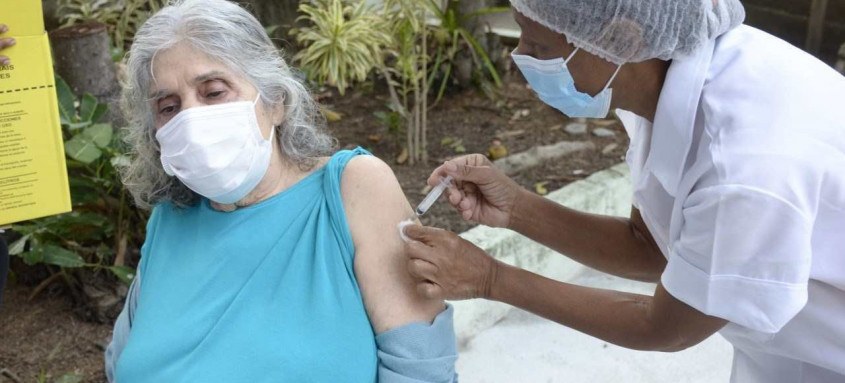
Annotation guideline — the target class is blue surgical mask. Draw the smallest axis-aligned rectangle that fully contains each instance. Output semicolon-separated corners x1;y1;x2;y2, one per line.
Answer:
511;48;621;119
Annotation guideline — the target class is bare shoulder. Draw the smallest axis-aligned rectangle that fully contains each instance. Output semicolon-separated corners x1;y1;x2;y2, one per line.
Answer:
340;154;409;249
342;155;398;191
340;154;444;333
340;155;408;216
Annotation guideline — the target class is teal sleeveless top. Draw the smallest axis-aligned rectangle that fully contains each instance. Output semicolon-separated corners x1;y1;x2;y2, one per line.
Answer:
115;149;377;382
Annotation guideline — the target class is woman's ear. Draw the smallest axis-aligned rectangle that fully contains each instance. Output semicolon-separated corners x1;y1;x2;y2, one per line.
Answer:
271;104;285;127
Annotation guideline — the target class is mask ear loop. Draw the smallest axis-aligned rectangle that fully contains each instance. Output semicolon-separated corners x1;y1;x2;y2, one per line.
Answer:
563;47;622;92
564;47;580;65
602;64;623;92
252;93;276;142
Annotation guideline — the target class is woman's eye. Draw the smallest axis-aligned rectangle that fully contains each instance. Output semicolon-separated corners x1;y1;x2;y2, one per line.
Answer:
159;105;177;114
207;90;225;99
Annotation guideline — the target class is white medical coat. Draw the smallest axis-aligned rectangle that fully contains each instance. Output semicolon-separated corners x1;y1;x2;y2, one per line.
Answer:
618;25;845;382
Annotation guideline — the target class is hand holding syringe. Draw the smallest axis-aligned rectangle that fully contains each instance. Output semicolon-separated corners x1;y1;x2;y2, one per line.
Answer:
415;176;453;216
398;176;453;242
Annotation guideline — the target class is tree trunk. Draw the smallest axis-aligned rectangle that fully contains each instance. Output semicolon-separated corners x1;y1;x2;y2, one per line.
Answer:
50;22;124;126
42;0;61;31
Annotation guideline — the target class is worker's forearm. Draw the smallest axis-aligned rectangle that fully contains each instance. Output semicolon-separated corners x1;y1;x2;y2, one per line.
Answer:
509;190;664;282
489;263;680;352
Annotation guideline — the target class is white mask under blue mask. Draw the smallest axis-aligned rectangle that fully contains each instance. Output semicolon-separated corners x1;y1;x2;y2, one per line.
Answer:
511;48;621;119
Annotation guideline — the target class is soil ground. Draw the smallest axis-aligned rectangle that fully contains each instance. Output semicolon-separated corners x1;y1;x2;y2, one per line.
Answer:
327;71;629;233
0;72;629;382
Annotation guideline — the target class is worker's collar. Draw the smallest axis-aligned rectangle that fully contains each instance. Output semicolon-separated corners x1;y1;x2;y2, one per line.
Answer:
645;38;716;196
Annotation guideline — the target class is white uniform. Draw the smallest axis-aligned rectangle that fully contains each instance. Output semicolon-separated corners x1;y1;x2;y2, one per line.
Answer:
618;25;845;382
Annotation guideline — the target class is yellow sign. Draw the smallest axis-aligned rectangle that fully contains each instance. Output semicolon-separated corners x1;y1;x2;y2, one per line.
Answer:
0;0;72;226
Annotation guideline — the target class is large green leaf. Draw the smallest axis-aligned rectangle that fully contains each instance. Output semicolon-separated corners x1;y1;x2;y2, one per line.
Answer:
460;29;502;87
8;234;30;256
79;93;99;123
55;75;76;126
91;103;108;123
43;211;112;241
35;244;86;268
21;244;43;265
83;123;114;148
109;266;136;285
65;135;103;164
64;123;111;163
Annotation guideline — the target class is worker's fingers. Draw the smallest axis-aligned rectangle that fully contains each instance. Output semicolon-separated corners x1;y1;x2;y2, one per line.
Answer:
461;206;474;221
407;258;439;281
444;162;499;188
0;56;8;66
446;185;462;206
427;164;452;188
458;193;475;211
402;224;444;245
429;154;492;184
0;25;8;34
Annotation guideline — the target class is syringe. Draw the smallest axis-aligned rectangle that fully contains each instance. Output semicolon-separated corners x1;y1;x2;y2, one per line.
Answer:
415;176;453;216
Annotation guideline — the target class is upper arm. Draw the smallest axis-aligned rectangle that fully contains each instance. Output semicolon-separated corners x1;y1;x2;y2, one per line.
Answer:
630;207;659;253
661;184;814;333
647;282;727;352
341;155;445;334
628;207;667;281
105;275;141;382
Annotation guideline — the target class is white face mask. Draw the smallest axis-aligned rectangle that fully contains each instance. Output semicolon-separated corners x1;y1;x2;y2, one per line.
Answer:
155;94;274;204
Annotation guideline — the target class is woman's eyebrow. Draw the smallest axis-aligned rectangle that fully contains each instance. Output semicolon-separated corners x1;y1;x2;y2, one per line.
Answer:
147;71;229;101
148;89;172;102
191;70;228;85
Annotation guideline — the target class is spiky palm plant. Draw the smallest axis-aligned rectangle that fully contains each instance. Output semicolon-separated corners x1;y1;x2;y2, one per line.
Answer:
292;0;393;95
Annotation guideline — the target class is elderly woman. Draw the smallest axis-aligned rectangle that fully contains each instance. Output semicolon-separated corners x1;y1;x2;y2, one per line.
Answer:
104;0;457;381
403;0;845;382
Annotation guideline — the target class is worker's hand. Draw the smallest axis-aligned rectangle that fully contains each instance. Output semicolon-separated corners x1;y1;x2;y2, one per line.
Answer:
429;153;522;228
0;25;15;65
402;224;500;301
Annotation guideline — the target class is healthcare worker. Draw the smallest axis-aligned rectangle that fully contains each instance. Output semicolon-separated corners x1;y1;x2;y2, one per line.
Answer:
402;0;845;381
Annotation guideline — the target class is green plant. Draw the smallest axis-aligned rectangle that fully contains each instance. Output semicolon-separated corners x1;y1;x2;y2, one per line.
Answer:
424;0;507;105
381;0;430;165
113;0;168;50
374;109;403;137
33;370;82;383
57;0;167;52
9;76;145;301
291;0;393;95
57;0;121;29
292;0;504;165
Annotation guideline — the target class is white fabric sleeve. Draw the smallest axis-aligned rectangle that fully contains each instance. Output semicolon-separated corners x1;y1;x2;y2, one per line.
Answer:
105;274;141;382
661;185;813;333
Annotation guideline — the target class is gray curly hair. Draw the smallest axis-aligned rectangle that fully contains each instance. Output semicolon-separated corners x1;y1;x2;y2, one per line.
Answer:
120;0;335;210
